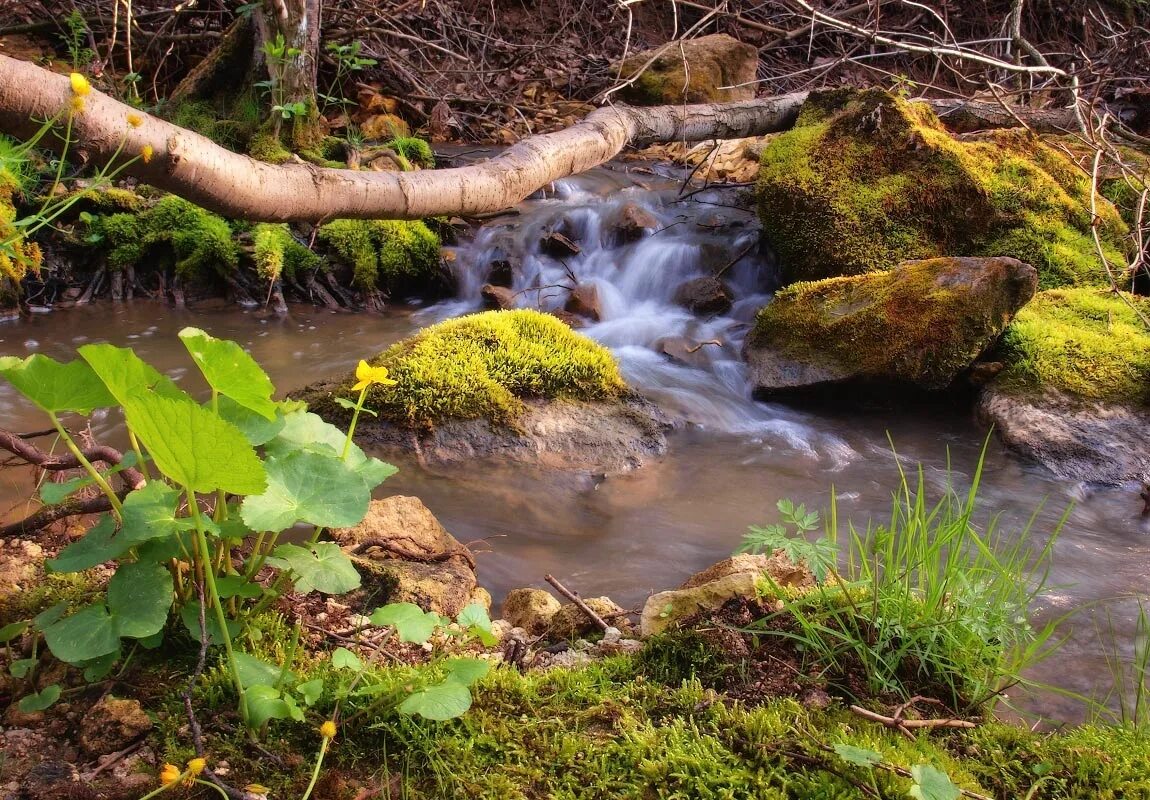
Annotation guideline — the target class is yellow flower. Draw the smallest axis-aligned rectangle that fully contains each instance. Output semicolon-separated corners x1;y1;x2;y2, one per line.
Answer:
186;757;207;776
319;719;337;739
69;96;85;114
159;763;181;786
126;112;144;128
351;360;397;392
70;72;91;96
141;144;154;164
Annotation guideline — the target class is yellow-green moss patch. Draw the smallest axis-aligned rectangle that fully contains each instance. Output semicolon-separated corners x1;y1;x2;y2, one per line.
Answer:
996;288;1150;404
317;218;439;290
320;309;627;427
0;135;42;286
747;256;1037;390
252;223;321;281
758;89;1129;288
88;195;238;276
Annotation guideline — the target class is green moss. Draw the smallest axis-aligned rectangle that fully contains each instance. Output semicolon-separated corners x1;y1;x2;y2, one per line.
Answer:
386;136;435;169
314;309;627;428
167;98;259;151
276;654;1148;800
758;89;1129;287
748;256;1036;389
0;136;41;284
247;131;292;164
252;223;321;281
317;218;440;290
88;195;238;276
996;288;1150;403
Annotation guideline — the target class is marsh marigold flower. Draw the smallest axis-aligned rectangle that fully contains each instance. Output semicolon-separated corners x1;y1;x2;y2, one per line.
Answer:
141;144;154;164
186;757;206;776
351;360;397;392
159;763;181;786
126;112;143;128
70;72;91;96
319;720;337;739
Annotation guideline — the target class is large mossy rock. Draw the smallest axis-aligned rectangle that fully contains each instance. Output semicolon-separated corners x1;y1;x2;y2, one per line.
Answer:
744;256;1037;397
979;288;1150;484
757;89;1128;288
615;34;757;106
299;309;669;473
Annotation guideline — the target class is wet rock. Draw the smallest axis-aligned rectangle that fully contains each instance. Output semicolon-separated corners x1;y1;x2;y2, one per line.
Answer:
501;588;562;636
640;553;815;637
655;336;714;370
540;231;581;258
968;361;1005;386
615;34;758;105
78;697;152;756
745;256;1037;397
549;309;585;329
978;387;1150;485
357;397;669;476
481;283;516;310
486;258;515;288
335;496;479;617
608;203;660;244
564;284;602;321
673;276;733;315
548;597;629;640
979;289;1149;483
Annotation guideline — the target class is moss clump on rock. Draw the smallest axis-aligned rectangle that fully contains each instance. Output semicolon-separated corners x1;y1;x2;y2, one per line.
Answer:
996;288;1150;404
615;34;758;105
89;195;238;276
252;223;321;281
745;256;1037;394
319;309;627;428
386;136;435;170
758;89;1128;288
317;218;440;290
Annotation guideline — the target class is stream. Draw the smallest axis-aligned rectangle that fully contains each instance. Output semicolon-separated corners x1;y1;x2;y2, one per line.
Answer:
2;162;1147;722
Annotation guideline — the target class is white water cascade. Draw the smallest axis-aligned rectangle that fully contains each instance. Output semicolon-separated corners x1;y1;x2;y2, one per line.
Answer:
424;166;857;468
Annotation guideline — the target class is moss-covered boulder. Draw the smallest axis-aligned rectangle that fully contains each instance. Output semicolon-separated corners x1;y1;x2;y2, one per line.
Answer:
757;89;1129;288
744;256;1037;397
615;34;757;106
978;288;1150;484
298;310;668;473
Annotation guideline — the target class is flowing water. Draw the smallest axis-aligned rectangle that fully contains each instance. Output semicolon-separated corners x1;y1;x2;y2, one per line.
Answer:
1;163;1147;722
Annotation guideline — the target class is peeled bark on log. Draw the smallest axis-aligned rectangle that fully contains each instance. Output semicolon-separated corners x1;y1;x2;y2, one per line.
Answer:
0;54;807;221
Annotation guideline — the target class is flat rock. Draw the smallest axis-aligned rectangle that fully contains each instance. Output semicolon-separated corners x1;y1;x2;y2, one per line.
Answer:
673;276;733;315
359;397;670;476
78;697;152;757
641;553;815;637
978;386;1150;485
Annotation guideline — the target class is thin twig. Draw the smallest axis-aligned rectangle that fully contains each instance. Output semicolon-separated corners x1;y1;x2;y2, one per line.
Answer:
544;573;609;632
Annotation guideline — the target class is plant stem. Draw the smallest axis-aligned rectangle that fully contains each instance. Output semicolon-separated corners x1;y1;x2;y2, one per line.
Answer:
186;486;247;723
300;737;331;800
340;386;369;460
49;414;124;517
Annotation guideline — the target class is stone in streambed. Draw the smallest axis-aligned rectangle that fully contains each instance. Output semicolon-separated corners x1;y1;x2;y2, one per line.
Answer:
640;553;816;637
481;283;516;310
744;256;1037;397
565;283;602;321
673;276;733;315
501;588;562;636
614;34;758;105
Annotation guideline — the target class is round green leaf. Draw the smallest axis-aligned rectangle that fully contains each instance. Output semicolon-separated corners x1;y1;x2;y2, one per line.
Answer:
108;562;173;639
241;450;369;531
397;680;472;721
179;327;278;421
41;604;120;664
0;354;115;414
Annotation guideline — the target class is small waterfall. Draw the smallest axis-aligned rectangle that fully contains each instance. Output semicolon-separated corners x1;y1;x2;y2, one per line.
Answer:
426;167;856;467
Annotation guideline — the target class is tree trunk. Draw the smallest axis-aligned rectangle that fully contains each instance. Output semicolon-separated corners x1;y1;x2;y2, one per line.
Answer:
0;54;806;221
254;0;324;150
